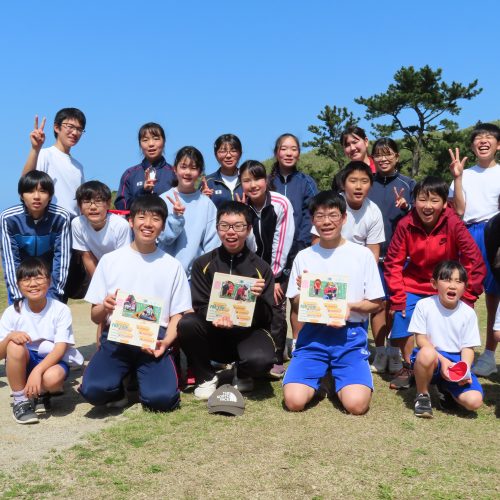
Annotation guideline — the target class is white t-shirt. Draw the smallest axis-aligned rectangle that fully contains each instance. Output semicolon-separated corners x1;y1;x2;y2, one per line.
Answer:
311;198;385;246
71;213;132;260
36;146;85;217
448;164;500;224
220;173;239;193
408;295;480;352
85;245;192;327
0;298;74;351
287;240;384;323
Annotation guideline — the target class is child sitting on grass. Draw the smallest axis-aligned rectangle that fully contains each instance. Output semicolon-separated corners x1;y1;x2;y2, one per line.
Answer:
410;261;483;418
0;258;81;424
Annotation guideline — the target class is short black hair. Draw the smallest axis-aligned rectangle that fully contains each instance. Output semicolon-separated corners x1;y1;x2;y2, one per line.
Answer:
217;201;252;225
341;161;374;186
470;122;500;143
138;122;166;144
309;190;347;216
413;176;448;202
129;195;168;223
432;260;468;285
16;256;51;282
214;134;242;156
54;108;86;138
18;171;54;198
75;181;112;206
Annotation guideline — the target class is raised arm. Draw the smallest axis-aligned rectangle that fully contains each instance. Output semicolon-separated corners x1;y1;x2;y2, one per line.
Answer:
448;148;468;217
22;116;46;176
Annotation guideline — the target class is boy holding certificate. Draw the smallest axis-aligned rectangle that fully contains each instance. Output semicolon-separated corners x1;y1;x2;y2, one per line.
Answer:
178;201;276;400
283;191;384;415
79;195;191;412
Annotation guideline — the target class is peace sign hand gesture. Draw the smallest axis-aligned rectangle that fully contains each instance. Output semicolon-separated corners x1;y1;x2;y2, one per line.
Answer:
449;148;467;179
200;176;214;196
30;115;46;151
166;191;185;216
393;187;408;210
234;192;247;204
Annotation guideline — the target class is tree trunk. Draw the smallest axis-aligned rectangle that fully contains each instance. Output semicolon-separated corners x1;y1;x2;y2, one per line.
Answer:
412;139;422;177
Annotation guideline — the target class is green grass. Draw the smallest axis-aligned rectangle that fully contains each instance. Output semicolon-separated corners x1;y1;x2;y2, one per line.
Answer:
0;277;499;498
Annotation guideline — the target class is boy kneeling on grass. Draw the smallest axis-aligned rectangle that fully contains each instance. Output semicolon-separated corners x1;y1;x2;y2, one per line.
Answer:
410;261;483;418
283;191;384;415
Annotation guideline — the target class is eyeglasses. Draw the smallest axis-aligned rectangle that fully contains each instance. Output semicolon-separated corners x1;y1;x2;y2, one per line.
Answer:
19;276;48;285
373;153;396;161
81;199;107;207
61;122;85;135
313;213;342;222
217;222;248;232
217;149;239;156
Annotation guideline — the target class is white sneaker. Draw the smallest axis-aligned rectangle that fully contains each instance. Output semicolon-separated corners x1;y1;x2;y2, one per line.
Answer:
232;374;254;392
370;351;388;373
388;351;403;374
194;376;218;400
472;353;498;377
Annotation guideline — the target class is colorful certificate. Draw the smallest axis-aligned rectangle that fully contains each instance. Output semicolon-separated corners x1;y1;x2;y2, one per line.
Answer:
108;290;163;349
298;273;348;325
206;272;257;327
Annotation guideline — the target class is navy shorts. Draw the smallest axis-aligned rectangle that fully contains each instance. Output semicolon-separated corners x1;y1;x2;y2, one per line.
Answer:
390;292;427;340
27;349;70;379
283;322;373;392
410;349;483;398
468;221;500;296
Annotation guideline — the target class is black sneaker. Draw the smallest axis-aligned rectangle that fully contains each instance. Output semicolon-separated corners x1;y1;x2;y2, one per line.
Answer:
13;401;39;424
33;394;51;414
389;362;414;390
414;393;433;418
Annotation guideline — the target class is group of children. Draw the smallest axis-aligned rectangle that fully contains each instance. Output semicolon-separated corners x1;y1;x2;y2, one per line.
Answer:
0;107;499;424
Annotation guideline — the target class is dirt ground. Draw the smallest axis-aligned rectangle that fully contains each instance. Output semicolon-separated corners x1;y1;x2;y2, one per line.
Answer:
0;301;127;472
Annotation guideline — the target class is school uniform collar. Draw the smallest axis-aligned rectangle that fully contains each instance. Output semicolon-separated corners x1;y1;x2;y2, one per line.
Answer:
141;156;167;170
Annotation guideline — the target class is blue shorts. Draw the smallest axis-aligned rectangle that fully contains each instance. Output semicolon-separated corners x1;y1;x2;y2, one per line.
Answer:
27;349;70;379
410;349;483;398
468;222;500;296
283;322;373;392
390;292;427;340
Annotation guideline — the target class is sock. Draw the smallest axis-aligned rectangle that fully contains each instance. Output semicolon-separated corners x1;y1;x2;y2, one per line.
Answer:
291;338;297;350
12;390;28;405
376;345;386;354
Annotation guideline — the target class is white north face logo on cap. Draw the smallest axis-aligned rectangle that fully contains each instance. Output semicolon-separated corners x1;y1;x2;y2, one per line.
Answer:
217;392;238;402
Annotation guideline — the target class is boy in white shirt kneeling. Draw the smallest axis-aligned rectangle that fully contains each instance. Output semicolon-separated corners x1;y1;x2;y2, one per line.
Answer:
410;261;483;418
284;191;384;415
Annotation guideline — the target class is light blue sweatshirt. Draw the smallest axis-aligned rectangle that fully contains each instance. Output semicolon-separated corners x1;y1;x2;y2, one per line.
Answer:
158;188;220;279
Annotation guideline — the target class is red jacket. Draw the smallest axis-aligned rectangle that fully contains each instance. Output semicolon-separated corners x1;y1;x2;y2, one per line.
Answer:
384;207;486;310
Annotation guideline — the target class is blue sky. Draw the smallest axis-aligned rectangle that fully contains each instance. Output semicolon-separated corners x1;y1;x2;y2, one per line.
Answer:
1;0;499;209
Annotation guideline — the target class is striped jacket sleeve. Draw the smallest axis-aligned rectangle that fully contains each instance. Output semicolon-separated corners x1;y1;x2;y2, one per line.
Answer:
0;208;22;300
49;206;72;298
270;193;295;278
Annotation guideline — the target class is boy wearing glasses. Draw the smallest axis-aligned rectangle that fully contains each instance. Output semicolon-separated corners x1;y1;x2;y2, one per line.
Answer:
72;181;131;279
177;201;275;400
22;108;86;217
284;191;384;415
